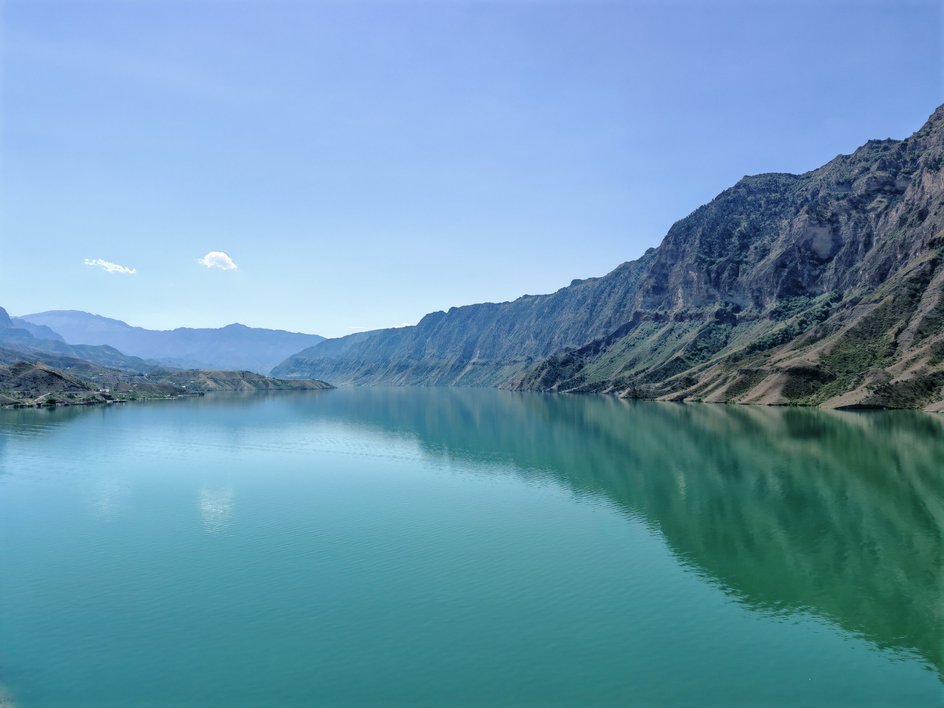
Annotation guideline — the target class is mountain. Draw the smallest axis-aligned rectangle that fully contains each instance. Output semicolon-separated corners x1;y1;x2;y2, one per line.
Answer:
0;356;333;407
0;361;114;407
273;105;944;411
18;311;325;374
0;344;333;407
9;317;65;342
0;306;333;406
0;306;157;372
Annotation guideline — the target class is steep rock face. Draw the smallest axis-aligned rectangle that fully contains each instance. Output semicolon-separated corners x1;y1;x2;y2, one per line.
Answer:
273;256;655;385
274;106;944;410
512;106;944;410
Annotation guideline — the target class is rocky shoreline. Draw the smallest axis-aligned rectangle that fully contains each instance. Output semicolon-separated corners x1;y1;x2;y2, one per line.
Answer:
0;360;332;410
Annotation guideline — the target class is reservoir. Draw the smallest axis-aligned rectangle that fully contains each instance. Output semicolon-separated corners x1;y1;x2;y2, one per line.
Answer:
1;389;941;705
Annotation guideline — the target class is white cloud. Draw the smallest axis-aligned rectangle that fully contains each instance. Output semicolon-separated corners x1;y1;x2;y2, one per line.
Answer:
197;251;238;270
84;258;136;275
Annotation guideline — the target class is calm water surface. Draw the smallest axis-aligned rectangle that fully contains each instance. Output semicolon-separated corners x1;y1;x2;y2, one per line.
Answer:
0;388;941;706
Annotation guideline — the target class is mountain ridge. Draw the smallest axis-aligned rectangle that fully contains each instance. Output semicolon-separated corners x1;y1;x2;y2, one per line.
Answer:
0;306;159;372
0;306;333;406
20;310;325;374
273;105;944;411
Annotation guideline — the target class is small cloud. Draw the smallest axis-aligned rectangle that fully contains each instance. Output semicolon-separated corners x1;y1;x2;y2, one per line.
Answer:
84;258;136;274
197;251;238;270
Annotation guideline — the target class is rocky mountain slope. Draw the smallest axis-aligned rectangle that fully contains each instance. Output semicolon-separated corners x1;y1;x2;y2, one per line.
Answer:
274;105;944;410
271;258;657;386
19;310;324;374
0;361;114;407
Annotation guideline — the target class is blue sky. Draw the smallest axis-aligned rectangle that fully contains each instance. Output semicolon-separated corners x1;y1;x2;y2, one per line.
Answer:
1;0;940;337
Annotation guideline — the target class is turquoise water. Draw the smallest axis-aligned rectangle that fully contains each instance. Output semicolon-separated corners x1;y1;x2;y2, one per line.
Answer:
0;388;941;706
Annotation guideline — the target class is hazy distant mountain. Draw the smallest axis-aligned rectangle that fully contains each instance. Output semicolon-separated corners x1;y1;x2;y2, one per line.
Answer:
0;306;156;372
9;317;65;342
0;306;332;406
274;105;944;411
19;311;325;374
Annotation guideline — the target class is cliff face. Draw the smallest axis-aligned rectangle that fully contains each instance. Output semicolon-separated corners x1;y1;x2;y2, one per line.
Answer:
274;106;944;410
272;257;655;387
513;106;944;410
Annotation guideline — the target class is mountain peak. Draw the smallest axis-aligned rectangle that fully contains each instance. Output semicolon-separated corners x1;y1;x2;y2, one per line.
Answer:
926;103;944;127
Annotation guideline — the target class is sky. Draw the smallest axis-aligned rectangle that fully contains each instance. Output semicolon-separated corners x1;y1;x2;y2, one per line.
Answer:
1;0;941;338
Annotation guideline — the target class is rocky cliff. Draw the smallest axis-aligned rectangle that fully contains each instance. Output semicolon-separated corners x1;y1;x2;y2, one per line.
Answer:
274;106;944;410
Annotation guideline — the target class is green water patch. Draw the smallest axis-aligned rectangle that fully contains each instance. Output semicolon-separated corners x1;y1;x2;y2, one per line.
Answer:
1;390;941;705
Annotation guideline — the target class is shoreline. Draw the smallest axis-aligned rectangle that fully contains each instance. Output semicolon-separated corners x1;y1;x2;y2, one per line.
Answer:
0;391;206;410
3;383;941;414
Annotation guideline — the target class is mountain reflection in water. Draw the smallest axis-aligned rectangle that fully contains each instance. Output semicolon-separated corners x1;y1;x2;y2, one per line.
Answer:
2;389;941;679
272;388;943;675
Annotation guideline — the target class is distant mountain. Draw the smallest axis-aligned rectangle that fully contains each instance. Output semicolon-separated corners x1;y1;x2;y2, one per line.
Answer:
0;306;332;406
0;306;157;372
273;105;944;411
10;317;65;342
18;311;325;374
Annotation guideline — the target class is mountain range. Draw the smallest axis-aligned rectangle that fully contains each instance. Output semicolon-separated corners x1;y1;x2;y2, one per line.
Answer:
0;306;156;372
272;105;944;411
0;307;331;406
18;310;324;374
4;107;942;411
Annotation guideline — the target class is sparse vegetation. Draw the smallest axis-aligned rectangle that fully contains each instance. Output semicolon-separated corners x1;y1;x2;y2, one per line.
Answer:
913;284;944;344
723;369;768;399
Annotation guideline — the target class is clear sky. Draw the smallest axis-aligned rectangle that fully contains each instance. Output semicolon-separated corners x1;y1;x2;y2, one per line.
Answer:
1;0;941;337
